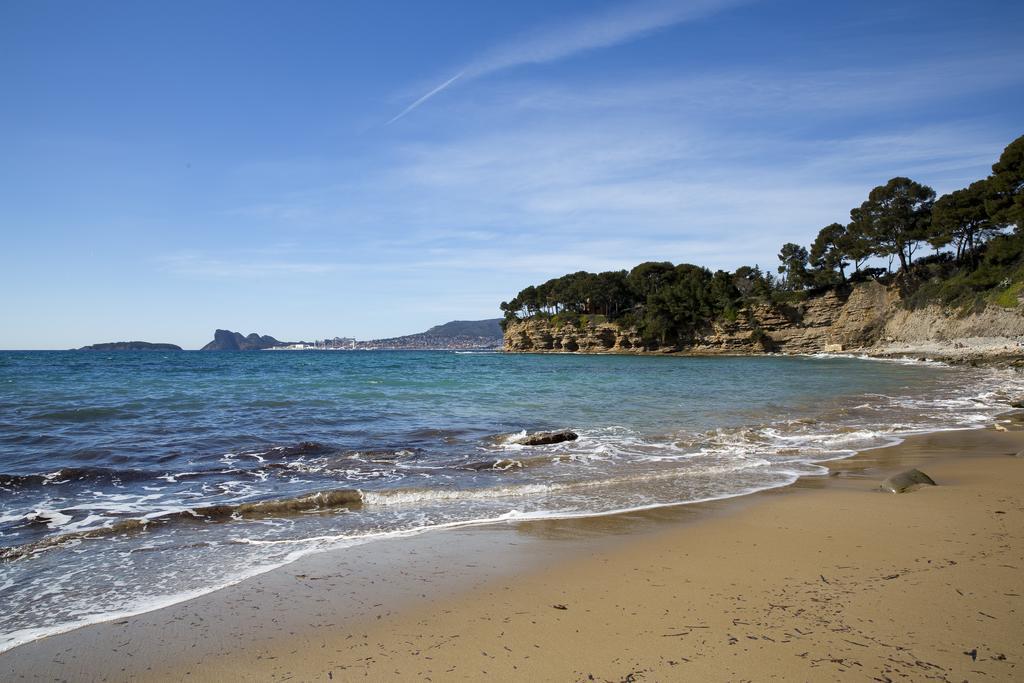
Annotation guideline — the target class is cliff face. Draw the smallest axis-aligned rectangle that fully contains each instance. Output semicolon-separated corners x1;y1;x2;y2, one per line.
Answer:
691;282;900;354
504;319;647;353
504;281;1024;356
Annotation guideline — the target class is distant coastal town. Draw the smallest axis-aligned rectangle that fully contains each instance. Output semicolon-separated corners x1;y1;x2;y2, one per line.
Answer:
227;318;505;352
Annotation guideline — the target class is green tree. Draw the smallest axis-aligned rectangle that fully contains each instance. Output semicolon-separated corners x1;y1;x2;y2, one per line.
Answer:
733;265;775;302
777;242;811;290
931;179;1000;264
809;223;848;283
986;134;1024;230
642;289;675;346
844;207;875;273
592;270;632;317
627;261;675;300
709;269;741;318
859;177;935;273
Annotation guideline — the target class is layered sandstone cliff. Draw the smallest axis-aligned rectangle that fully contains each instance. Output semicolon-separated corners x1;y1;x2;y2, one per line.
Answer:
503;281;1024;359
503;318;646;353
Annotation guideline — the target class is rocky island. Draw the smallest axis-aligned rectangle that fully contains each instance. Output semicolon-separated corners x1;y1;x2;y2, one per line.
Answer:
200;330;296;351
77;341;183;351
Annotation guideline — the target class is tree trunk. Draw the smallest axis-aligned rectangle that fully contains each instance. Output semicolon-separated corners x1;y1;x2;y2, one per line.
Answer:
897;249;909;272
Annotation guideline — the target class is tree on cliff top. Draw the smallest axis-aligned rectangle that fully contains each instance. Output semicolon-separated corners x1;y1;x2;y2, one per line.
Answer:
844;207;876;274
809;222;849;284
987;134;1024;230
858;177;936;273
777;242;811;290
931;179;1000;265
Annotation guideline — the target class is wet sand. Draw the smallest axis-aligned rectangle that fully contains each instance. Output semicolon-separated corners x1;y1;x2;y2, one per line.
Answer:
3;426;1023;681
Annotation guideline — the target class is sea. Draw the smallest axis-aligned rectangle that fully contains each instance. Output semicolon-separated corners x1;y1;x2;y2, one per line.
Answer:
0;349;1020;652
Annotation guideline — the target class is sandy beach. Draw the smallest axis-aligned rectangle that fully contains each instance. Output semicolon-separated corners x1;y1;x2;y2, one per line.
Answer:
3;425;1023;681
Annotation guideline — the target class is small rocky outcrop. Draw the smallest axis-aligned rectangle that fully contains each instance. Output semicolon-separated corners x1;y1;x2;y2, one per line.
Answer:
78;341;182;351
514;430;579;446
880;468;937;494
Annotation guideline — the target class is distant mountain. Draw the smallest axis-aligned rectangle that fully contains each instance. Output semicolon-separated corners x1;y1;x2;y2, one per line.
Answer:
423;319;503;339
357;319;503;350
201;330;295;351
78;341;183;351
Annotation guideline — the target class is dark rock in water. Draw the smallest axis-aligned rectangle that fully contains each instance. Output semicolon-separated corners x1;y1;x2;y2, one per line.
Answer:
201;329;298;351
462;458;524;471
78;341;182;351
880;468;936;494
0;490;365;563
193;489;363;518
1010;398;1024;408
516;430;578;446
275;441;332;457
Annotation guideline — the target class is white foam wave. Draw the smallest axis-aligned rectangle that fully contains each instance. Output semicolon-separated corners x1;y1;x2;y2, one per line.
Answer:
800;352;949;367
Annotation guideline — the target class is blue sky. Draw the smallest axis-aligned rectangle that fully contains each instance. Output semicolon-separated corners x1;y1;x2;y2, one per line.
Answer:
2;0;1022;349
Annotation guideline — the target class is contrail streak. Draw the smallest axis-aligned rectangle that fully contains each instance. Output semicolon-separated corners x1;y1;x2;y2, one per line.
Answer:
384;1;748;124
386;72;464;125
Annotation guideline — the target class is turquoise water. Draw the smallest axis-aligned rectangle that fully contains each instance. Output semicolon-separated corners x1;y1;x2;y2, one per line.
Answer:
0;350;1019;651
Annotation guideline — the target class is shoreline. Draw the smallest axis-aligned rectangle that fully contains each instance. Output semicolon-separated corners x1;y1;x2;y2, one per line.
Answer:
3;422;1023;680
503;340;1024;366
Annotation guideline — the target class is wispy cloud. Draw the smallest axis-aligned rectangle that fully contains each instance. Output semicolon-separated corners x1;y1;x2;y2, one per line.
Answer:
480;53;1024;123
212;53;1019;299
387;0;745;123
159;251;343;279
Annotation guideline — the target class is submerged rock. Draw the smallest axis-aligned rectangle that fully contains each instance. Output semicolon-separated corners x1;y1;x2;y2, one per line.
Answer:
462;458;524;471
515;430;578;446
193;489;363;518
880;468;936;494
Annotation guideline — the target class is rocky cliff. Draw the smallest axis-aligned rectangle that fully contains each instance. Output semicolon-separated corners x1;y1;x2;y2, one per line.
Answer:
201;330;291;351
504;281;1024;358
504;318;647;354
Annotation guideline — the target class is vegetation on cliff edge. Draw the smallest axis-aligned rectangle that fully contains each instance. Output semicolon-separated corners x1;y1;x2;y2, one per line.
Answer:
501;134;1024;348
